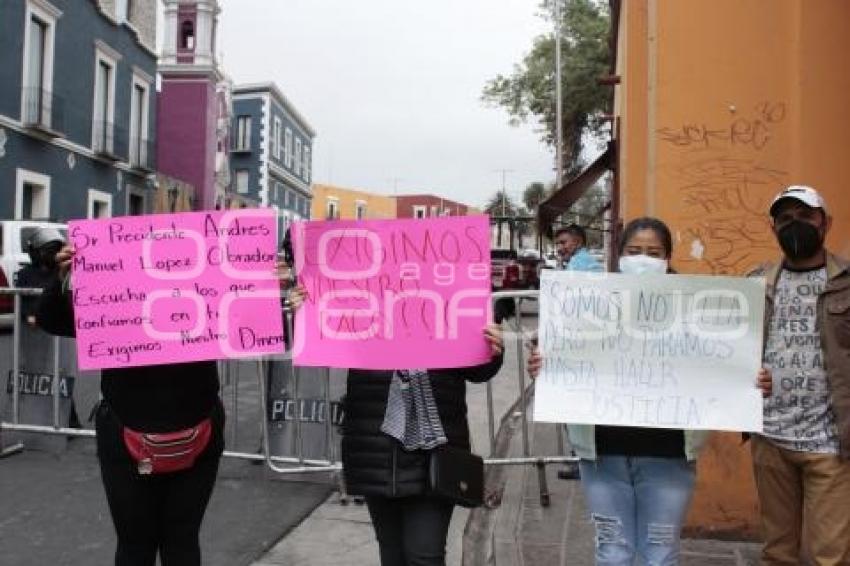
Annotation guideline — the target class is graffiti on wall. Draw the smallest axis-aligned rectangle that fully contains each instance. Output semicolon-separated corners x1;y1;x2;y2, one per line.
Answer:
657;102;785;152
657;102;788;274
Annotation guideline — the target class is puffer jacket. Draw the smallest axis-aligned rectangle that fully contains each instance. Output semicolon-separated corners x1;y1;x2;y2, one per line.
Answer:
341;356;503;498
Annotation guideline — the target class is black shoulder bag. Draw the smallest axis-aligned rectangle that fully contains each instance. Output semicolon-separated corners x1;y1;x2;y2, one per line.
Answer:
428;445;484;508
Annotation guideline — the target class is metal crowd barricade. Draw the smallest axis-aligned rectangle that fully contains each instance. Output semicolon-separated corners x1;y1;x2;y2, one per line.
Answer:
1;287;96;456
489;289;576;507
0;286;576;508
246;305;341;474
245;290;577;508
211;303;343;475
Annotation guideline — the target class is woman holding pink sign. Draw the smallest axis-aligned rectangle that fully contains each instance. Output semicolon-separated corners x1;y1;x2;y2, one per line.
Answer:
288;284;504;566
37;244;226;566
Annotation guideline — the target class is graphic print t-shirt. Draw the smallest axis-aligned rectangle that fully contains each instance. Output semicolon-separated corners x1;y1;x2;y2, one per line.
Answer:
762;267;839;454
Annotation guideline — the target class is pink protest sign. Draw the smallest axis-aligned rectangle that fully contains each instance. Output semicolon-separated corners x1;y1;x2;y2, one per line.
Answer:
68;210;284;370
291;215;492;369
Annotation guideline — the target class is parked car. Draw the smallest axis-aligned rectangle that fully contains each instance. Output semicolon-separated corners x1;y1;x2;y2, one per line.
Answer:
492;248;546;291
0;220;68;329
491;248;545;320
491;249;522;292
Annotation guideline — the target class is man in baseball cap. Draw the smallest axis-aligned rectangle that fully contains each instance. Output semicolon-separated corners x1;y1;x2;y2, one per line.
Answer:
768;184;826;216
767;185;830;261
752;185;850;564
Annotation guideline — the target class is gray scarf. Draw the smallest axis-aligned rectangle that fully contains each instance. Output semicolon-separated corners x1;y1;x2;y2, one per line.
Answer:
380;369;447;451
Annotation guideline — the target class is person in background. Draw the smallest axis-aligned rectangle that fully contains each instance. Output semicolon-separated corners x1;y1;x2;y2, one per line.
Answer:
551;223;604;479
15;227;81;429
528;217;772;566
751;185;850;565
563;224;605;272
553;225;579;269
15;227;65;326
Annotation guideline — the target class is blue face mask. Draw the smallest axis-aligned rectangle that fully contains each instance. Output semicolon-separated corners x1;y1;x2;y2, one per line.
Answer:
618;254;668;275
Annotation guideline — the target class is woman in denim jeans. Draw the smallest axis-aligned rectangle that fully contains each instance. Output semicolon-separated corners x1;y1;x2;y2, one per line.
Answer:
528;217;772;565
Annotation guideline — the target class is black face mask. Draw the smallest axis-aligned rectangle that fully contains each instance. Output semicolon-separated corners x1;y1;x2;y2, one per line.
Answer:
36;243;62;270
777;220;823;261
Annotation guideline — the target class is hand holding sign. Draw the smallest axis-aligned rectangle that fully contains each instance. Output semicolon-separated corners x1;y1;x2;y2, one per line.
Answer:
533;270;766;432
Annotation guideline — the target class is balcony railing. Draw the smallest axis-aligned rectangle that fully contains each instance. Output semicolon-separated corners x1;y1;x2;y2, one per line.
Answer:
93;121;128;161
129;137;155;171
21;87;64;136
231;138;251;153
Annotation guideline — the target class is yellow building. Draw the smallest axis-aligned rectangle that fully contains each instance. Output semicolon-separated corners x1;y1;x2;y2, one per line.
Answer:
311;184;397;221
611;0;850;537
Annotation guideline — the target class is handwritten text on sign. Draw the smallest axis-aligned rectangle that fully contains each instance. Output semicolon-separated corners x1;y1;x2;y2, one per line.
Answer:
291;216;492;369
533;271;765;432
69;210;283;370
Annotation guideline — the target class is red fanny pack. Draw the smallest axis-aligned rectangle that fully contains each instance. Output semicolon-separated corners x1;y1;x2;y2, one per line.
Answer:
122;419;213;475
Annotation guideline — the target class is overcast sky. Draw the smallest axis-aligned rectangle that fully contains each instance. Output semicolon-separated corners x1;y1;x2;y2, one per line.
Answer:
169;0;556;209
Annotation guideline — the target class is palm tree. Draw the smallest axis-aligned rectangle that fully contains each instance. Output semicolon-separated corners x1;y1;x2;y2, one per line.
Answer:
484;191;519;247
523;182;548;212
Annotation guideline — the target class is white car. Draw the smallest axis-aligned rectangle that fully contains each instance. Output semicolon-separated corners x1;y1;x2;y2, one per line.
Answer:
0;220;68;329
543;252;559;269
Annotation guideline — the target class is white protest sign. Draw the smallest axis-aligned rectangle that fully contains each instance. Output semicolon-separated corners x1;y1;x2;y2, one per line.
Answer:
533;270;765;432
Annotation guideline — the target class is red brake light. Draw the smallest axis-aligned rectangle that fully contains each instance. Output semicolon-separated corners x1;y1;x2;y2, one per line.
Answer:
0;270;11;313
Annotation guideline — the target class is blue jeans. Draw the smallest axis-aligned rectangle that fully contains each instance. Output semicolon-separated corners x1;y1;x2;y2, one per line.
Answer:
579;456;696;566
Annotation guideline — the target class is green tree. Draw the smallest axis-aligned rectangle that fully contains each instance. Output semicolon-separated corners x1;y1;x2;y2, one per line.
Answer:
482;0;611;178
522;181;549;212
484;191;521;248
557;181;609;248
483;190;520;218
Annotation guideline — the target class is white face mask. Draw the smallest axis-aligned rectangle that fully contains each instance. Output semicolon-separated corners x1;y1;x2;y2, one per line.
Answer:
618;254;668;275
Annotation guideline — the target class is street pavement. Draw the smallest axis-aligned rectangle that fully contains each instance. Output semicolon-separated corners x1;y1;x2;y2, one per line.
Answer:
252;301;763;566
0;345;334;566
1;301;764;566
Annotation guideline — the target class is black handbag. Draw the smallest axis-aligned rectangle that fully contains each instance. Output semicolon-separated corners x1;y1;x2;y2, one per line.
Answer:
428;446;484;508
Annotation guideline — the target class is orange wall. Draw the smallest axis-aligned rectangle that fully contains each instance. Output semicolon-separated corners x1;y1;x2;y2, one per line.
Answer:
617;0;850;537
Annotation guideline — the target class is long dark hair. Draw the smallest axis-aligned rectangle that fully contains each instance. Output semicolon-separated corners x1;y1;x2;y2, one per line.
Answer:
618;217;673;259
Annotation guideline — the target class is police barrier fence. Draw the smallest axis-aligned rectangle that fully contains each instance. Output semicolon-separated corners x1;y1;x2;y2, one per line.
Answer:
0;288;576;505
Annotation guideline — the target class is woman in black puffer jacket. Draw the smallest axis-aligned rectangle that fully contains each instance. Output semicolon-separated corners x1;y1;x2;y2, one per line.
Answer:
341;325;503;566
289;276;503;566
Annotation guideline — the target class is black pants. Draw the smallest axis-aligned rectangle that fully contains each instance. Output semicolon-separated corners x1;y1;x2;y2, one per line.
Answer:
365;495;455;566
95;402;224;566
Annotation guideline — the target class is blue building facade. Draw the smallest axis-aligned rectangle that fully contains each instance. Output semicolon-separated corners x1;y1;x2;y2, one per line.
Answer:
230;83;315;240
0;0;158;221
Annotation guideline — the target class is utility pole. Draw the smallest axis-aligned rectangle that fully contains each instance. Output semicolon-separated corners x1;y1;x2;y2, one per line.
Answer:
554;0;564;190
493;168;513;248
386;177;404;196
494;169;513;216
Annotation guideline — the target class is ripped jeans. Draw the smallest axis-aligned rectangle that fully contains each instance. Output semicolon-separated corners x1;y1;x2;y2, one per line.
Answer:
579;457;696;566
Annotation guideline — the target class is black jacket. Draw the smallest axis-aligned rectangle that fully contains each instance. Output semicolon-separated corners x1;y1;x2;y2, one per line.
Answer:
341;355;502;498
36;279;220;432
15;265;57;321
